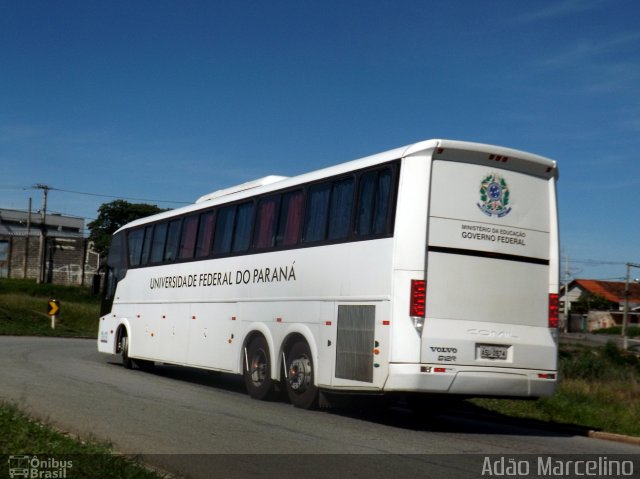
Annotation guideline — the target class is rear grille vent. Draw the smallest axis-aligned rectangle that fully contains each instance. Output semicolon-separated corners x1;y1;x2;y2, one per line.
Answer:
335;305;375;383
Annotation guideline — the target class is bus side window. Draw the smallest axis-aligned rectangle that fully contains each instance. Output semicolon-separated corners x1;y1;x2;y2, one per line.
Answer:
327;177;354;240
356;167;392;237
164;219;182;263
232;202;254;253
149;222;168;264
195;211;215;258
102;231;127;315
213;205;236;255
356;171;376;236
373;168;392;234
276;190;303;247
127;228;145;267
254;195;281;250
303;182;331;243
140;225;154;265
179;215;199;260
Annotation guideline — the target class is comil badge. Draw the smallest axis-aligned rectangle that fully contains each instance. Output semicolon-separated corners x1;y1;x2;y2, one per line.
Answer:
477;173;512;217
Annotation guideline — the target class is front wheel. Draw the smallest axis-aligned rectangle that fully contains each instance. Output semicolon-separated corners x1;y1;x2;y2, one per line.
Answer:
119;333;133;370
284;341;318;409
244;336;274;400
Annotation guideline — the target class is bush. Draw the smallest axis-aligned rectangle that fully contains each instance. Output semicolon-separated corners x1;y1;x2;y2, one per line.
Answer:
559;342;640;381
593;325;640;338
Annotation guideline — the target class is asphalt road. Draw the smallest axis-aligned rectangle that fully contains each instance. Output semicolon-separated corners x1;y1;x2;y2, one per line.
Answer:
1;337;638;479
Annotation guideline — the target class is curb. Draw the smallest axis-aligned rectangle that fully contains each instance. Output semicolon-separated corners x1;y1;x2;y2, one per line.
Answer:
450;407;640;448
588;430;640;447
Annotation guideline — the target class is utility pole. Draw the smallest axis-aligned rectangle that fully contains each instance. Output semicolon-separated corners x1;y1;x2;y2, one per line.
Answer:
34;184;50;284
563;255;570;332
622;262;640;350
23;198;32;279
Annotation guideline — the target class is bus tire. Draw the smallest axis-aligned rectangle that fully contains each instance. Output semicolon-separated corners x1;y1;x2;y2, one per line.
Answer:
285;340;318;409
244;336;273;400
120;333;133;370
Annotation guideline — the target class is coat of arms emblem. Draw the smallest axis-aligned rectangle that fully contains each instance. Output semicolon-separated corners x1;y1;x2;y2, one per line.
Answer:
477;173;511;217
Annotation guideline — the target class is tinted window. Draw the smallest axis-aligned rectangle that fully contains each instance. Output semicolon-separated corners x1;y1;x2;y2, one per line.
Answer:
164;219;182;262
128;229;145;267
356;172;376;236
327;178;354;240
232;202;254;253
140;225;153;265
213;206;235;255
179;215;199;260
120;162;396;266
195;211;215;258
149;222;168;263
356;167;393;237
372;169;392;234
276;190;303;246
254;195;280;249
303;182;331;243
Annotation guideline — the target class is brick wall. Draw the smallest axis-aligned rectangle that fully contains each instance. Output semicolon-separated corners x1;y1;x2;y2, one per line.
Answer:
2;235;100;287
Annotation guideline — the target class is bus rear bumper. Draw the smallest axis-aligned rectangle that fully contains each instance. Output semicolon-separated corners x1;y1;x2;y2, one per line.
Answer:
384;363;557;398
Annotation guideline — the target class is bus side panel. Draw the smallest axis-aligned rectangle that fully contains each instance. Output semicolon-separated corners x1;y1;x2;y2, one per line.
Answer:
188;302;237;371
388;151;431;364
133;302;189;365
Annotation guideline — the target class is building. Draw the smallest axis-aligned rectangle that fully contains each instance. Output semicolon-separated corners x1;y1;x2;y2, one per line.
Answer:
560;279;640;332
0;208;99;286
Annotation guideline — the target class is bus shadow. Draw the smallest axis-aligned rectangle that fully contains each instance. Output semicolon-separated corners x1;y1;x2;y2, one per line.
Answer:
107;360;248;395
107;360;591;439
327;397;593;439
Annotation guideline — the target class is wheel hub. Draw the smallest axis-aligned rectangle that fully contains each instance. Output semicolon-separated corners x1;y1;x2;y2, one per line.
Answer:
288;356;312;393
250;350;267;386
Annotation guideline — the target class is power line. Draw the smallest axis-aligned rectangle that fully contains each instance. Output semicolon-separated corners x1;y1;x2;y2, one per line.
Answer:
570;258;628;266
45;186;191;205
0;183;191;205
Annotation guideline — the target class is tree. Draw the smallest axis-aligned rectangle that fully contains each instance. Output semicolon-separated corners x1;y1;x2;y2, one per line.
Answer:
88;200;168;258
572;292;616;314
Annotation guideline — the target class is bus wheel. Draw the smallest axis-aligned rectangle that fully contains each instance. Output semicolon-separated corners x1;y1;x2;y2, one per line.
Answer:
244;336;273;400
119;333;133;370
285;341;318;409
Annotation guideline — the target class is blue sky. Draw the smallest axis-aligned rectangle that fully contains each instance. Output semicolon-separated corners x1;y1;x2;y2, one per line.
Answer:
1;0;638;280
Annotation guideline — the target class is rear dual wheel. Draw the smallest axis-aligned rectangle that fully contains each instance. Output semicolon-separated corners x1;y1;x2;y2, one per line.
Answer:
244;336;274;400
244;336;319;409
284;341;318;409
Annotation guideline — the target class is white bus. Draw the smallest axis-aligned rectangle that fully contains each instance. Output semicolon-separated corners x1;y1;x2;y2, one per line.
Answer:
98;139;560;409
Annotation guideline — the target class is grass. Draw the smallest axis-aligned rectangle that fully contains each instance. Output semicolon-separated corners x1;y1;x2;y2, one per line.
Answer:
593;325;640;338
0;279;99;337
0;403;164;478
470;341;640;437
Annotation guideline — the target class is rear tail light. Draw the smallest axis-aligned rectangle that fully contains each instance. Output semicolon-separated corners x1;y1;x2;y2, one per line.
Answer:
548;293;559;328
410;280;426;317
410;280;426;336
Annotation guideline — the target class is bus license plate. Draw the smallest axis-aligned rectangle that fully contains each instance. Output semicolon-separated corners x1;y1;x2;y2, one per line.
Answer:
478;345;508;360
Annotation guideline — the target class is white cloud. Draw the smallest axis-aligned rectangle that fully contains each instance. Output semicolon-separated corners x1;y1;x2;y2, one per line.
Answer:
515;0;606;23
